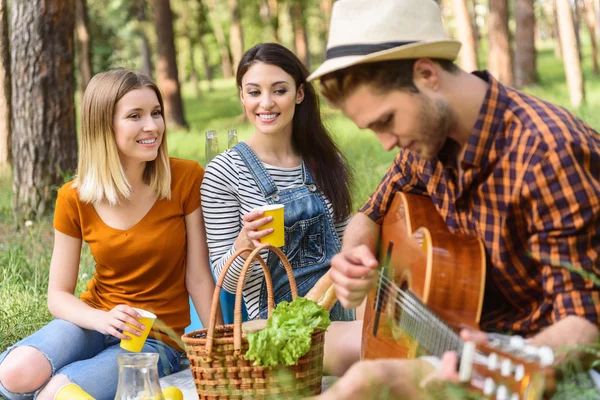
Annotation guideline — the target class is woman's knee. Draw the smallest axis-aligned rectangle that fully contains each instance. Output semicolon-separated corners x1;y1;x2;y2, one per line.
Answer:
0;346;53;394
323;320;363;376
36;374;72;400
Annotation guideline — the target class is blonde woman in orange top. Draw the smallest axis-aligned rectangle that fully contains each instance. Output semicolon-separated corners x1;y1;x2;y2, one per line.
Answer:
0;70;220;400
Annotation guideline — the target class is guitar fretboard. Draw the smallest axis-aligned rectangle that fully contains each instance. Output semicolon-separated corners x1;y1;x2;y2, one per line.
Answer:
379;273;465;358
399;290;464;357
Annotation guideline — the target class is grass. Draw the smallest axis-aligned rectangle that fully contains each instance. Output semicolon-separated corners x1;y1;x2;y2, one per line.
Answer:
0;219;96;349
0;46;599;397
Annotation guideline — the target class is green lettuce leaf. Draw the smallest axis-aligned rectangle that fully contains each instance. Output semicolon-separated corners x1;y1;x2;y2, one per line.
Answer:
245;297;331;367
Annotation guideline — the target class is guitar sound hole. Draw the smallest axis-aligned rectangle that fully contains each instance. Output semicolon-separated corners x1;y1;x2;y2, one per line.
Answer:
400;280;409;291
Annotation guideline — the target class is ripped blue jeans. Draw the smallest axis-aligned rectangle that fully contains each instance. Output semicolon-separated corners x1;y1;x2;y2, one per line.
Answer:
0;319;181;400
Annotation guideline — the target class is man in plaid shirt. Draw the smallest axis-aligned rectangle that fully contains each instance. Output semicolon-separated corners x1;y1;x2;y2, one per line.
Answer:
309;0;599;398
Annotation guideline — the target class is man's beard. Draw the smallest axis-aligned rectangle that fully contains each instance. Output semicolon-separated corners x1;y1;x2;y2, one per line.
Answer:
417;95;455;160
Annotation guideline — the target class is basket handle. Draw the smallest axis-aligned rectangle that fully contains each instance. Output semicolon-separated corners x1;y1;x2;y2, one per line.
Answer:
204;247;273;355
203;244;298;355
233;244;298;354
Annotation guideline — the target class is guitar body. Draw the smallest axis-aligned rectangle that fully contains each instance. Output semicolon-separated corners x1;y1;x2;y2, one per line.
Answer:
361;192;487;360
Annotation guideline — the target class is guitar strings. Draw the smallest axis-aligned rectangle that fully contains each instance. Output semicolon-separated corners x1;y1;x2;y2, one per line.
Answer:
377;273;458;338
378;278;463;356
376;276;494;369
371;278;507;388
373;273;464;356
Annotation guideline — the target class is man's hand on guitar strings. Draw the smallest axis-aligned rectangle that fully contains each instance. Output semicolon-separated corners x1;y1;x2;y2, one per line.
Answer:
330;244;379;309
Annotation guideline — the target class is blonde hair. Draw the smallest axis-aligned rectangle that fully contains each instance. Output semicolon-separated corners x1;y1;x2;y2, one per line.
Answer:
74;69;171;205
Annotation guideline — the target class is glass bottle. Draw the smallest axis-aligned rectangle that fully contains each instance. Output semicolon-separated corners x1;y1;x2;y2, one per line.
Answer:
114;353;164;400
227;129;238;148
205;130;219;164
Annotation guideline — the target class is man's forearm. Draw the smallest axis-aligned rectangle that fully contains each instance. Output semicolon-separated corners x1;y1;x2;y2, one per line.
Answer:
529;315;598;354
342;212;380;252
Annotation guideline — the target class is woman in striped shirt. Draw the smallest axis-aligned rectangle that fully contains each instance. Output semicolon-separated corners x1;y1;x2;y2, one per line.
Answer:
201;43;354;322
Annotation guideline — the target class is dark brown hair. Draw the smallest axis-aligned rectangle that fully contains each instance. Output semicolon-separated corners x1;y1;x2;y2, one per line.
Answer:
237;43;354;222
319;58;458;107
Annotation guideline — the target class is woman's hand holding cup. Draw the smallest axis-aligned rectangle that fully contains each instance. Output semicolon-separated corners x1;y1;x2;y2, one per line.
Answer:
95;304;145;340
236;209;275;249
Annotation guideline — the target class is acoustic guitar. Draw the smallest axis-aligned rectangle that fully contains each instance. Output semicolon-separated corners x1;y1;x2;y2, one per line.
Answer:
361;192;554;399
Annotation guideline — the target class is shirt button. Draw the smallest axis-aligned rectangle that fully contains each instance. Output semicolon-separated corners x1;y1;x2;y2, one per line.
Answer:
308;184;317;192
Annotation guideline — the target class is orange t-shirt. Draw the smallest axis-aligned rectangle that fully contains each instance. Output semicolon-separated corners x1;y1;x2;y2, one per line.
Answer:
53;158;204;351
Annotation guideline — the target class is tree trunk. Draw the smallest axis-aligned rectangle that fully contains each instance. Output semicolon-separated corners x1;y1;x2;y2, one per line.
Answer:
228;0;243;74
0;0;11;170
136;0;153;77
268;0;279;42
584;0;599;75
259;0;271;38
194;0;213;91
320;0;333;53
574;0;583;61
470;0;480;51
278;1;294;51
11;0;78;219
596;0;600;37
260;0;279;42
198;33;213;91
290;0;310;69
152;0;188;129
556;0;585;107
514;0;538;87
179;3;199;97
553;0;563;59
75;0;92;94
206;0;233;79
140;32;153;78
488;0;514;85
189;37;201;98
452;0;478;72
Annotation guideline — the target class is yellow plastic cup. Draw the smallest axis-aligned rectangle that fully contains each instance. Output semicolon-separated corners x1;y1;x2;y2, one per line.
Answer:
119;308;157;353
54;383;94;400
255;204;285;247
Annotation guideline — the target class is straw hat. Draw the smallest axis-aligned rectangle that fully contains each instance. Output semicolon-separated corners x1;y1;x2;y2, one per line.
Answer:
307;0;461;81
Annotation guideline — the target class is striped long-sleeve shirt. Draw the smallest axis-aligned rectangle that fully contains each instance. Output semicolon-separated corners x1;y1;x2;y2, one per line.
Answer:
201;149;349;318
361;71;600;336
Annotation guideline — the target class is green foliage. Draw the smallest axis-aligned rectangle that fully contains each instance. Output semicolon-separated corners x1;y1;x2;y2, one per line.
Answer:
172;0;214;81
87;0;149;74
553;344;600;399
86;0;333;82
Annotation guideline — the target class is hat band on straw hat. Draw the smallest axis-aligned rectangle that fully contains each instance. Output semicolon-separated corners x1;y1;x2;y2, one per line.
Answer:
326;41;418;59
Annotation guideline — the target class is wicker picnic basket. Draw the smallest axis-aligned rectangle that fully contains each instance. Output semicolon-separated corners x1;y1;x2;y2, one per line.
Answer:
182;244;326;400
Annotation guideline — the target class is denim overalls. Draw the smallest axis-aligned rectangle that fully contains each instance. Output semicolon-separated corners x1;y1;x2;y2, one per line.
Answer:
234;143;354;321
